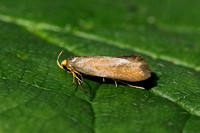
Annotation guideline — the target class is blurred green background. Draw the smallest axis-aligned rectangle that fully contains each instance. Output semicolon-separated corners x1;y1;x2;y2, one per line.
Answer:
0;0;200;133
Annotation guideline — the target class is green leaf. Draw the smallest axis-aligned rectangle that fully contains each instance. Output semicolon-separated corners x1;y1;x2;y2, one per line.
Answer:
0;0;200;133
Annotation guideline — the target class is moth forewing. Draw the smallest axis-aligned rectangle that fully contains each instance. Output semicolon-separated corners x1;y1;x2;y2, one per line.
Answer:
57;51;151;91
68;55;151;81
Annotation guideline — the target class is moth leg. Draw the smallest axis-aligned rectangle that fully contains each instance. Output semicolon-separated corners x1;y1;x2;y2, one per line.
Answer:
118;80;145;89
74;70;83;82
77;78;86;92
71;70;81;84
71;70;83;83
71;71;77;86
103;78;105;82
71;70;86;92
126;84;145;89
111;79;118;87
75;76;83;84
114;80;118;87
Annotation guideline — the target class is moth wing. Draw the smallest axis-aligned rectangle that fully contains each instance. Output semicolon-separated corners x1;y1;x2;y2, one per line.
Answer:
116;54;151;72
116;54;145;62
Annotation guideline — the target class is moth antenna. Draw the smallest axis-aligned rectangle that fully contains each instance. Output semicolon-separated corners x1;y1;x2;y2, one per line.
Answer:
57;50;64;69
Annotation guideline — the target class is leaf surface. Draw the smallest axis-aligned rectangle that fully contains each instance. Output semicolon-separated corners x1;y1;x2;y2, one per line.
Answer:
0;0;200;133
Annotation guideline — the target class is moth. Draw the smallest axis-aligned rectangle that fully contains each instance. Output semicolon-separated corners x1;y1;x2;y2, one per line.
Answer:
57;50;151;91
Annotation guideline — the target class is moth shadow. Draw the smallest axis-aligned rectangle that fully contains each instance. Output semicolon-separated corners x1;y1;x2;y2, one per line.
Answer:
127;72;158;90
83;72;158;90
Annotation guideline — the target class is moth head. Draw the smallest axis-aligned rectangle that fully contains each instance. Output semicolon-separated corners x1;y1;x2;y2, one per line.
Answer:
60;60;68;69
57;50;71;72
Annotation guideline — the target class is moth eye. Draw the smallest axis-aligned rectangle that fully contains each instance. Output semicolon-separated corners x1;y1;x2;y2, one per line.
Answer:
68;56;77;62
62;65;67;70
69;57;74;60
